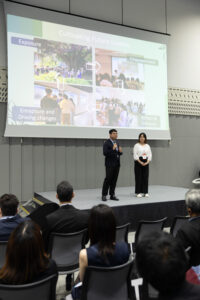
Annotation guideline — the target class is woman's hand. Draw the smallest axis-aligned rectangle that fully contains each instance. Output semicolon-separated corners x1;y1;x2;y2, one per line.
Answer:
138;159;144;166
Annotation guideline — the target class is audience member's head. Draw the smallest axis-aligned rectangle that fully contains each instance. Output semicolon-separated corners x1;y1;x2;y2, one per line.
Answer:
0;194;19;217
0;220;49;284
89;204;116;257
136;231;189;295
56;181;74;203
185;189;200;217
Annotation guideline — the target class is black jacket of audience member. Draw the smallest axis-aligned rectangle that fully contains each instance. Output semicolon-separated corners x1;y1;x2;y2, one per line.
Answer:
103;139;122;167
176;217;200;267
0;214;24;241
43;204;89;248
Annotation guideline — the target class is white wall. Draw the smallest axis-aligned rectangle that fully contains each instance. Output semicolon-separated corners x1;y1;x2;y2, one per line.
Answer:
167;0;200;89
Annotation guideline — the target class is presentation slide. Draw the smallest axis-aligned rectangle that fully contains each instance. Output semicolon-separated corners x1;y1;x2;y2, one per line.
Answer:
4;7;170;139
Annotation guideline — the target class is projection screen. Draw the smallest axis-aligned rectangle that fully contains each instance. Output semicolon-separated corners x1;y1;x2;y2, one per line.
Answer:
4;1;170;139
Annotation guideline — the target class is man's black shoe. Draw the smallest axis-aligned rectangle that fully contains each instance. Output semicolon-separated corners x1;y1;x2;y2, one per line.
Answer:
110;195;119;201
102;196;107;201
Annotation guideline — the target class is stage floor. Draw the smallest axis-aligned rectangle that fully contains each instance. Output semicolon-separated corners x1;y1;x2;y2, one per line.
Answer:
35;185;188;210
33;185;188;230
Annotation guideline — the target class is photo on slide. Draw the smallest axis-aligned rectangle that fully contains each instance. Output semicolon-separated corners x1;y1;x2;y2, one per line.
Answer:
34;38;93;88
34;85;94;126
95;87;146;128
95;48;145;91
10;85;94;126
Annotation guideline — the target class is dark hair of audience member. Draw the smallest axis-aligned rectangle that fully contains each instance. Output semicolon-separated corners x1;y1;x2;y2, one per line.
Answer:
0;220;49;284
57;180;73;202
0;194;19;216
88;204;116;258
136;231;189;295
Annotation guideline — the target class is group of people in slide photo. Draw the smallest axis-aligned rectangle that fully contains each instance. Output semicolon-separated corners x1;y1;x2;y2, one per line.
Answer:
102;130;152;201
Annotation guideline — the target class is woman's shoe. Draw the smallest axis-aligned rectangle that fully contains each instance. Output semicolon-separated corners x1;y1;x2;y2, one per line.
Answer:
136;194;142;198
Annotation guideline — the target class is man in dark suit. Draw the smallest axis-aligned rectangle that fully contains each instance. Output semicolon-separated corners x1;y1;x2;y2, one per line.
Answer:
0;194;24;241
136;231;200;300
43;180;89;290
44;181;89;240
102;129;123;201
176;189;200;267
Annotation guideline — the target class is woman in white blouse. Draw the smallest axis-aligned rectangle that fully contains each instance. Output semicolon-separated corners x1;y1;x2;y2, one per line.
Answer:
133;133;152;198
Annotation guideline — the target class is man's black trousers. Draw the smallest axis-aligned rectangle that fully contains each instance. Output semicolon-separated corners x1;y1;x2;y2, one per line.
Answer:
102;165;120;196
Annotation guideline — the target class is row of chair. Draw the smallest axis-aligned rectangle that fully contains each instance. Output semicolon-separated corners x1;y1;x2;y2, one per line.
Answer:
0;215;189;300
0;215;189;271
0;259;136;300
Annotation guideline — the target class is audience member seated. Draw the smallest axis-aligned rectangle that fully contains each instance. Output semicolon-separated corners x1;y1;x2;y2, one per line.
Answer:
176;189;200;267
72;204;130;299
0;194;24;241
43;180;89;291
0;219;58;284
136;231;200;300
43;181;89;245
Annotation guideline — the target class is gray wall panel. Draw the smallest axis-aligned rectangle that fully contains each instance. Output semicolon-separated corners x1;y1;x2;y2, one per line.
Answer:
0;140;10;194
94;139;104;188
70;0;122;23
44;139;56;191
16;0;69;12
55;139;66;185
32;139;45;193
118;141;132;187
65;139;76;187
21;138;33;201
85;139;96;189
9;138;22;200
75;139;86;189
0;104;9;194
123;0;166;32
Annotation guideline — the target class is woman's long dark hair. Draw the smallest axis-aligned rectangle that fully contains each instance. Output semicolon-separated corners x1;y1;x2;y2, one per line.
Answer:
88;204;116;258
0;220;49;284
138;132;147;143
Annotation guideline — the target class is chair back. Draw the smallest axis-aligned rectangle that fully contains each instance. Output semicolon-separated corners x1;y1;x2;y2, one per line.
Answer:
81;258;134;300
135;217;167;245
48;229;87;272
0;274;58;300
116;223;130;243
0;241;7;269
170;216;189;237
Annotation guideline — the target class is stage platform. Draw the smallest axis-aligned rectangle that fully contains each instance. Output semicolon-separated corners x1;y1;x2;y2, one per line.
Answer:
34;185;188;230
